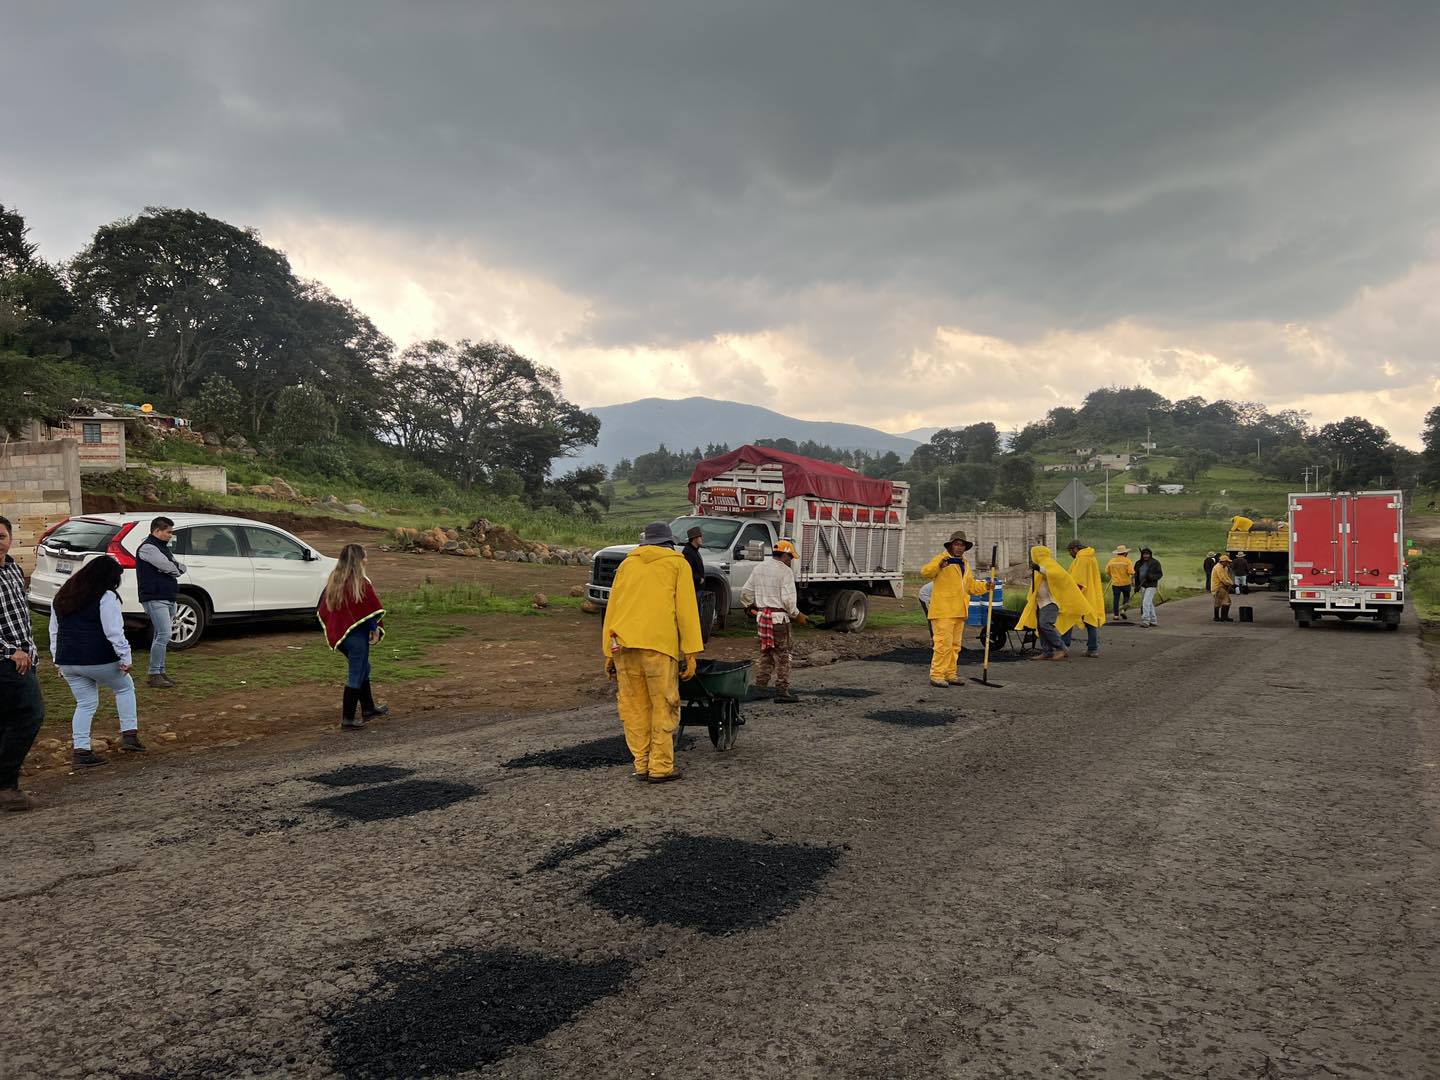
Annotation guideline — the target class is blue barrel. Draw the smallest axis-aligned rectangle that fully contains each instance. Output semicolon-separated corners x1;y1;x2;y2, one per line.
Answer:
967;581;1004;627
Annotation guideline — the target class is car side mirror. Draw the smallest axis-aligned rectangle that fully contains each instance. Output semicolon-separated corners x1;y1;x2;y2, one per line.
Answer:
303;549;318;562
732;550;745;561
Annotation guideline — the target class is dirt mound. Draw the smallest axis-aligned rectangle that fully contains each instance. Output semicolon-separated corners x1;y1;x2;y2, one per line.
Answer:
388;517;594;565
864;708;958;727
306;779;479;821
532;828;627;872
585;833;840;935
326;947;631;1078
304;764;416;787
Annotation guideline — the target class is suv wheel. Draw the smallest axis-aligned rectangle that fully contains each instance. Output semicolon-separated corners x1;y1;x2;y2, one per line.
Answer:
169;593;209;651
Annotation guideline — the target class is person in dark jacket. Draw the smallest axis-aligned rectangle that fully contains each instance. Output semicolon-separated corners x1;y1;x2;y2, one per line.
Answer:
682;525;714;643
136;516;185;688
1202;552;1217;592
317;544;388;729
1232;552;1251;594
0;515;44;811
49;555;144;768
1133;548;1164;627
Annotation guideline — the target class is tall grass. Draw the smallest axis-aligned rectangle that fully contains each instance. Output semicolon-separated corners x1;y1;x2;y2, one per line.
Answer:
1408;554;1440;622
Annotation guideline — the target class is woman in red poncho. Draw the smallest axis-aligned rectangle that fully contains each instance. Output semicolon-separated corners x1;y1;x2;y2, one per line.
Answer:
317;544;388;729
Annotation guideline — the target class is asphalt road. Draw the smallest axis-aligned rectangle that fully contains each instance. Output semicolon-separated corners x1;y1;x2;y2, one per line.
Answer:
3;593;1437;1079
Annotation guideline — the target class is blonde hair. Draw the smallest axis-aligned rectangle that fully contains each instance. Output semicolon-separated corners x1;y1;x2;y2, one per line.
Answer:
324;544;369;610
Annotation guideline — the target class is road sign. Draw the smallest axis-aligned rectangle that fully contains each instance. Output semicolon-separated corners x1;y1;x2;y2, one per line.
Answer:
1054;479;1096;538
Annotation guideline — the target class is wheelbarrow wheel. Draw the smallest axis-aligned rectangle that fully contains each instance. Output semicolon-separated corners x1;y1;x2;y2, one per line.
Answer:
709;698;739;751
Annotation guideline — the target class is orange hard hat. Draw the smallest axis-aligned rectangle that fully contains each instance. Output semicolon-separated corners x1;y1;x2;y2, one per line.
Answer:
772;539;797;558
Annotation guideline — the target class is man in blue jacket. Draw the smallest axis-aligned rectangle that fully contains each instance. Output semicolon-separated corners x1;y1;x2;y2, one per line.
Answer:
136;516;186;688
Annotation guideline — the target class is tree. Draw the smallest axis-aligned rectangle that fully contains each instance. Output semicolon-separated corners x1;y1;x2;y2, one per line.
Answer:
930;422;999;465
190;374;243;438
0;203;37;276
1421;405;1440;487
995;456;1037;509
1318;417;1398;488
1176;449;1219;483
69;207;298;401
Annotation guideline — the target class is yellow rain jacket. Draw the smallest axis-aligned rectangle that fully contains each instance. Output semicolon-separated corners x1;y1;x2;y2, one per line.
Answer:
1231;515;1254;532
1018;545;1091;636
1105;555;1134;586
919;550;992;619
1069;547;1106;628
1210;560;1235;594
601;545;703;661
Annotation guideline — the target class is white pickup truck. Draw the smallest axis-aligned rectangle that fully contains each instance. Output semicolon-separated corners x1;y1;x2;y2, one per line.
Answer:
586;446;909;633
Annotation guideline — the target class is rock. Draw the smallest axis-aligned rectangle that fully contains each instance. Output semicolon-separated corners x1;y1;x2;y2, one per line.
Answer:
804;650;839;666
91;739;110;753
37;737;62;751
202;431;223;447
445;528;460;541
461;547;480;557
569;584;585;597
531;592;549;609
480;545;493;559
225;434;250;449
443;541;461;553
248;485;277;497
231;704;247;711
437;507;453;516
343;502;369;515
580;599;602;614
421;527;448;552
160;732;179;741
270;477;299;500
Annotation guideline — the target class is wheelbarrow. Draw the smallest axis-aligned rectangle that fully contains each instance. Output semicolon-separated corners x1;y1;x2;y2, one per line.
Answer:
676;659;752;752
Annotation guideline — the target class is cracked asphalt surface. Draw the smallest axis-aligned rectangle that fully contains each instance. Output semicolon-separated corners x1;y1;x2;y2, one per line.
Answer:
3;593;1437;1079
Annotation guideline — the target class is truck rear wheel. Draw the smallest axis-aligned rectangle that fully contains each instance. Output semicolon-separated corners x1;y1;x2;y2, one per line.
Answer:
827;589;868;633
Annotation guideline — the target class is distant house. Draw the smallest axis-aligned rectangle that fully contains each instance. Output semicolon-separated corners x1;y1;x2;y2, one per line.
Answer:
1071;447;1094;456
1042;463;1081;473
1123;483;1148;495
1089;452;1133;470
1158;483;1185;495
22;412;131;472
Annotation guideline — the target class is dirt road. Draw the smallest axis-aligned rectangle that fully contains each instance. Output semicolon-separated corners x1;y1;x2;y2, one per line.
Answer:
4;591;1437;1078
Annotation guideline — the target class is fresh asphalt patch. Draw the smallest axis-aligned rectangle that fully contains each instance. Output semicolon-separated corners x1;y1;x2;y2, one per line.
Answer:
863;708;958;727
586;833;841;935
802;687;881;699
306;779;479;822
531;828;628;872
326;947;632;1078
304;764;417;787
863;646;1027;665
503;734;693;771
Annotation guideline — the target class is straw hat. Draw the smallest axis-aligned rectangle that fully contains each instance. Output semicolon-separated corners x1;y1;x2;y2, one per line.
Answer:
1113;545;1129;555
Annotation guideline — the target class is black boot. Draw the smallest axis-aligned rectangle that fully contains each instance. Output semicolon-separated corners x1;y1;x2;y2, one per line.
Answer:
359;681;389;718
1213;609;1221;622
341;687;366;729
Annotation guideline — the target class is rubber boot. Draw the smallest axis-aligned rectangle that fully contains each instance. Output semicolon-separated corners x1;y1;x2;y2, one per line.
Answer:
1213;609;1221;622
1221;607;1232;622
341;687;366;729
359;681;389;718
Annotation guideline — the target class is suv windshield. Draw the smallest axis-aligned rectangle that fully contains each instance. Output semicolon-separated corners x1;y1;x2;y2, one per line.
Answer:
42;519;120;553
670;517;740;552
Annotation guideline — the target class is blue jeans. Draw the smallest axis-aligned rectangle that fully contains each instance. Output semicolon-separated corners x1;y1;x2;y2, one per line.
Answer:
1062;623;1101;655
1111;585;1131;618
337;629;372;689
58;662;137;750
1036;603;1066;655
143;600;176;674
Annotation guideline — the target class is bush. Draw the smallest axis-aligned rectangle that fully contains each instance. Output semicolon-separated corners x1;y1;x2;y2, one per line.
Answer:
283;439;353;479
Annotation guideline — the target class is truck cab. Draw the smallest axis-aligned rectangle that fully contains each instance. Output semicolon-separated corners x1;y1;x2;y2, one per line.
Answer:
586;515;778;631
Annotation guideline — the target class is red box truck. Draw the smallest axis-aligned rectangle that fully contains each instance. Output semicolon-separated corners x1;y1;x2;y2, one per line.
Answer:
1289;490;1405;630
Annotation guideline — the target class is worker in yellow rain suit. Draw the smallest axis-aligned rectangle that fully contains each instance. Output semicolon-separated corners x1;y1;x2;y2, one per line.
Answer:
1017;544;1090;661
601;521;704;783
920;530;993;688
1210;553;1235;622
1063;540;1106;657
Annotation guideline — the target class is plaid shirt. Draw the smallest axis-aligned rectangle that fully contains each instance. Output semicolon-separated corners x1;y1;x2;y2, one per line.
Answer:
0;555;37;664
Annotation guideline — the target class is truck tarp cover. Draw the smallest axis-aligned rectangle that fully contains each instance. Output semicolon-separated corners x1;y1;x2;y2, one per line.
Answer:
688;444;895;507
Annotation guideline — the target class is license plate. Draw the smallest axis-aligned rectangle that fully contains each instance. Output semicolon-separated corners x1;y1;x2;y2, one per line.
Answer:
56;563;73;576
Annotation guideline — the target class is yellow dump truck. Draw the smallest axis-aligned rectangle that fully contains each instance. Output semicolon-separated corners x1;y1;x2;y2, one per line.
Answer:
1225;515;1289;590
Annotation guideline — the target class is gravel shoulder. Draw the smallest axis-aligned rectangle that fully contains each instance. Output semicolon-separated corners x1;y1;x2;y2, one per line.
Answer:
3;592;1437;1079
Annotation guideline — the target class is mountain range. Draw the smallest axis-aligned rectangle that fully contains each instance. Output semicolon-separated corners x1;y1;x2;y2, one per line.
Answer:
572;397;928;468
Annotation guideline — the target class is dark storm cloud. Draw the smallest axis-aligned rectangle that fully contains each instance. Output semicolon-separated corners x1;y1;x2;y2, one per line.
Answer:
4;1;1440;351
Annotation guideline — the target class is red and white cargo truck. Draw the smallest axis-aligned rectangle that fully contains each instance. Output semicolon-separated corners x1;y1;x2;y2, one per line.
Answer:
586;445;909;633
1289;490;1405;630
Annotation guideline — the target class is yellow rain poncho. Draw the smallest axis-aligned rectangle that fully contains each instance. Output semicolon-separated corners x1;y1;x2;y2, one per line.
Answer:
601;545;704;661
1231;515;1254;532
1018;545;1091;636
1068;546;1106;628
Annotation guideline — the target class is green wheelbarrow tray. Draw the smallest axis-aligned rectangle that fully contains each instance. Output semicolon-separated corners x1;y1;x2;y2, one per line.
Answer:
677;659;752;752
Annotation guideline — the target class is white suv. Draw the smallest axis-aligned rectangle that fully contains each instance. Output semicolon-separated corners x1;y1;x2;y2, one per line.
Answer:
28;512;338;650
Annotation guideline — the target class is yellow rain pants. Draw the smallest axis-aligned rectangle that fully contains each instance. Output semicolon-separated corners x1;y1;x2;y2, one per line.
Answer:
614;647;681;778
930;617;967;683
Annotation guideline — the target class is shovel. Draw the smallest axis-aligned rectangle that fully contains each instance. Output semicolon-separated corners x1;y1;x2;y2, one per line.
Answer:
971;544;1004;688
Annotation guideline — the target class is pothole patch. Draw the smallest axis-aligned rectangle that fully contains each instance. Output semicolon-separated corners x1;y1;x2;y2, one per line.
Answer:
307;780;479;822
532;828;627;872
803;687;881;699
327;947;631;1078
503;735;692;771
305;764;417;787
864;708;957;727
586;833;840;935
862;646;1025;665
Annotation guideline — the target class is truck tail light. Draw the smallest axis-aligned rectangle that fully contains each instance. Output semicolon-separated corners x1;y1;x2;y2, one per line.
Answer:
106;521;138;568
784;508;794;523
1374;592;1393;600
1299;591;1319;599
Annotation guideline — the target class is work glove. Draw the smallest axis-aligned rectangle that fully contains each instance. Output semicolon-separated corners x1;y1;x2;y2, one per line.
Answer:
604;658;617;681
792;612;809;626
681;654;698;680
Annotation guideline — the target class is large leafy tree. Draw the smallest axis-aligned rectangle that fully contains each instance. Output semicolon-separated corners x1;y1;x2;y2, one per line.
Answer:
69;207;298;401
1317;416;1398;488
1421;405;1440;488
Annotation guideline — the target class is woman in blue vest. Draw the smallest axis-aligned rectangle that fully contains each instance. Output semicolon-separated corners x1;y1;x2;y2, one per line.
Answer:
48;555;145;768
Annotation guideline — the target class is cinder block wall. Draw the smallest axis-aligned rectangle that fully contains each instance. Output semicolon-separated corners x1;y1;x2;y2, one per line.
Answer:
150;464;228;494
0;440;84;572
903;511;1057;573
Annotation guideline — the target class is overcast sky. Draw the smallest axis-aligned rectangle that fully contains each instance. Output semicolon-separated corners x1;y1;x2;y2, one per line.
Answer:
4;1;1438;446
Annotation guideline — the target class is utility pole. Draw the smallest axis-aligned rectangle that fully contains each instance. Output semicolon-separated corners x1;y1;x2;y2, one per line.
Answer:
1105;467;1111;511
936;476;943;513
1256;437;1261;464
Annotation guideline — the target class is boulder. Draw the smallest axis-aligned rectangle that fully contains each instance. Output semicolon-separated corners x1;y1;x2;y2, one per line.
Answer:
269;477;299;500
224;434;250;449
420;527;448;552
445;528;460;541
531;592;549;609
480;545;493;559
580;599;602;615
202;431;222;447
344;502;370;515
569;584;585;597
248;485;276;497
443;541;461;553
